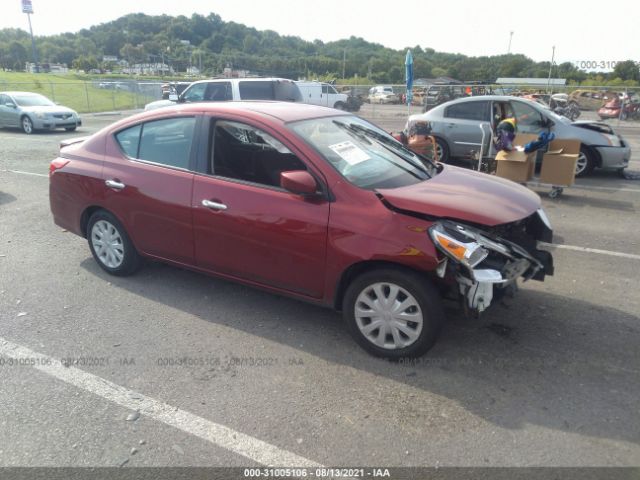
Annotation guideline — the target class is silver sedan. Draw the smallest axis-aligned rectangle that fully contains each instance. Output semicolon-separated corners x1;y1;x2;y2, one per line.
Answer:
0;91;82;134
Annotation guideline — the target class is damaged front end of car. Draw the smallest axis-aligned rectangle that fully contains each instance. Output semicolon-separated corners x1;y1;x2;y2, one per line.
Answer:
428;209;554;316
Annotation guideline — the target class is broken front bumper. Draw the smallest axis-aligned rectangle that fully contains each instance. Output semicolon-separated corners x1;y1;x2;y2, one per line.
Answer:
430;210;554;315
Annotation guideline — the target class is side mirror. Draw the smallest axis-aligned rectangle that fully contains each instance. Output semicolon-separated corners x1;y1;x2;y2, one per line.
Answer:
280;170;318;195
168;93;179;102
5;103;16;108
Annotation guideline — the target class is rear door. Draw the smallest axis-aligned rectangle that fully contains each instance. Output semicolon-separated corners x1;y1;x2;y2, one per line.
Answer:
191;116;330;298
103;115;199;264
442;100;491;157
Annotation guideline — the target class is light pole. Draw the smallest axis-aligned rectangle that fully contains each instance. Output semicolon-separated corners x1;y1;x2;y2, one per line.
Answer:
546;45;556;94
21;0;38;72
507;31;514;54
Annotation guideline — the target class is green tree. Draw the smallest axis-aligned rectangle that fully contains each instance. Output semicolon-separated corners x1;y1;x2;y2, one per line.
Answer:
613;60;640;81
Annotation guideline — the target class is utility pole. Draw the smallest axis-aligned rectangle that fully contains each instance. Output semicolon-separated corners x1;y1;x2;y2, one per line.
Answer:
21;0;38;72
342;48;346;80
507;31;514;54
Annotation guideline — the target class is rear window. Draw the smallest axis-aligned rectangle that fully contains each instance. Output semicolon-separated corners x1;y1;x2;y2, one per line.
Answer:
115;117;196;170
444;101;489;121
239;81;275;100
238;80;302;102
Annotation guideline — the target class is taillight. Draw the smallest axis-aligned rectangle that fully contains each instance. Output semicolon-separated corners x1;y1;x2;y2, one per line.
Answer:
49;158;69;176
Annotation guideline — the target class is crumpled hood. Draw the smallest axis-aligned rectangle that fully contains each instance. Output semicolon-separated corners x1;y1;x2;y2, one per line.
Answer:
376;165;541;227
572;121;615;135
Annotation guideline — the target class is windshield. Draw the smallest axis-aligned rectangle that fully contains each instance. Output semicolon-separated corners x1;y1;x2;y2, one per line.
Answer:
13;94;55;107
290;116;436;189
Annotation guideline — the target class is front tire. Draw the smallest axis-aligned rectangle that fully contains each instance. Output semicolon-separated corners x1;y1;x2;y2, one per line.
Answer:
334;101;345;110
343;268;444;358
65;126;77;132
575;146;596;177
87;210;141;276
21;116;34;134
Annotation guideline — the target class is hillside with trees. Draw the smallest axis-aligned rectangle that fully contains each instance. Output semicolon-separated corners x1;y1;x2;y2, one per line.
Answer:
1;13;638;85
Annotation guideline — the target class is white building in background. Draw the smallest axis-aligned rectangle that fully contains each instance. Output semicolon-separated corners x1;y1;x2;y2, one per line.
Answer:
122;63;174;75
26;62;69;73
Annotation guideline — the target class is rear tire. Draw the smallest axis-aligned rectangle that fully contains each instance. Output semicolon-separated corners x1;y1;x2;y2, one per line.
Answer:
334;102;345;110
343;268;444;359
434;137;449;163
87;210;141;276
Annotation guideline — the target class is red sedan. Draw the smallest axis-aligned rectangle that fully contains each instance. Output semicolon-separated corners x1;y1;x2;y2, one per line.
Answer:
49;102;554;358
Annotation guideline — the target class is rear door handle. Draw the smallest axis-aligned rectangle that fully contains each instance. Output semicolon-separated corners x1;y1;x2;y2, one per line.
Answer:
201;199;228;211
105;179;125;190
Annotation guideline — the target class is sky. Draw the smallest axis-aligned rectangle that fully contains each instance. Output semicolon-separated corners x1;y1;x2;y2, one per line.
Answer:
2;0;639;70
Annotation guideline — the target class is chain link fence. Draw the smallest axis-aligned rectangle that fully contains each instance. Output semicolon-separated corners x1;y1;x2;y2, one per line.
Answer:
0;79;164;113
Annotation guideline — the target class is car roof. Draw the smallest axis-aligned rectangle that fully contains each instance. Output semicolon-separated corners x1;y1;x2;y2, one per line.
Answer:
125;101;351;126
189;77;296;85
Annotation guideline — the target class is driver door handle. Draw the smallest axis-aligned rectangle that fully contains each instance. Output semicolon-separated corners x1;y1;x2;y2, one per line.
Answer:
202;199;228;211
105;179;125;191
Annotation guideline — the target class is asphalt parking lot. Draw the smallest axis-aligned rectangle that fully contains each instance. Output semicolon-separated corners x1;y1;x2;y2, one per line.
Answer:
1;107;639;473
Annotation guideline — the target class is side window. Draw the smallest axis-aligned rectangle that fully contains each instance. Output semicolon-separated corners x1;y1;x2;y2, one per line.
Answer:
115;124;142;158
0;94;7;105
205;82;232;101
444;101;489;121
182;83;207;102
322;85;330;94
211;120;306;188
238;81;275;100
115;117;196;169
511;101;544;133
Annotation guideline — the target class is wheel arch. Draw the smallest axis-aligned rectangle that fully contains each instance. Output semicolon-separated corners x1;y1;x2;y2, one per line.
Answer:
80;205;106;238
332;260;437;311
582;143;603;168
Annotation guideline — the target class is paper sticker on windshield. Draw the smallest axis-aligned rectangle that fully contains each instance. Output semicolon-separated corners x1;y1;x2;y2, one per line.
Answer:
328;141;370;165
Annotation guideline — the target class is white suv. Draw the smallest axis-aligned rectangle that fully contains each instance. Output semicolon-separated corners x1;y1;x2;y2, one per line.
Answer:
145;78;303;111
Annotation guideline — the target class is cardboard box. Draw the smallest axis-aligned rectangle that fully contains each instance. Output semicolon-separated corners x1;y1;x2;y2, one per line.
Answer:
540;139;580;186
494;134;538;183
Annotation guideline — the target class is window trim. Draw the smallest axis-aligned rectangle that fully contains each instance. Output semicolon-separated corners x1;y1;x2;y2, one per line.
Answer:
113;115;200;173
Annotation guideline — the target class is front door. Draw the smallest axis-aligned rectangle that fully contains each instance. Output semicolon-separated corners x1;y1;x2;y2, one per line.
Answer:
192;118;330;298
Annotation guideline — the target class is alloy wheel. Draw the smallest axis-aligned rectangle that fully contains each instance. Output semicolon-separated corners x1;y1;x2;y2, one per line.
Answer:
575;151;588;175
22;117;33;134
